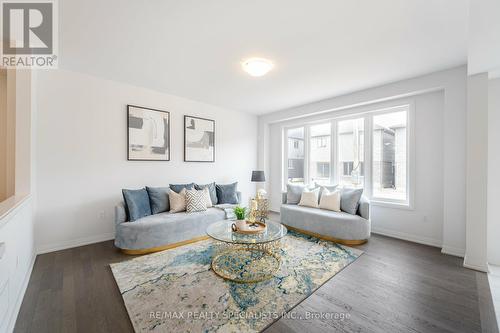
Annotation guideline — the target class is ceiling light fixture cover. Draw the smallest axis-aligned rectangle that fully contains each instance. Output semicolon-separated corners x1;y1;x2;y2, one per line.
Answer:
242;58;274;77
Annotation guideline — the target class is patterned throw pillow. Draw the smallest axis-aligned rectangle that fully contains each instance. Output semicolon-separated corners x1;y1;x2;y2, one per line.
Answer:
186;189;208;213
169;188;187;213
195;182;218;205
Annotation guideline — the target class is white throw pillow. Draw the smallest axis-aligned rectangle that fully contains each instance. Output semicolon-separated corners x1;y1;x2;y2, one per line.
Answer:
298;187;320;208
186;189;208;213
169;188;187;213
319;188;341;212
203;187;213;208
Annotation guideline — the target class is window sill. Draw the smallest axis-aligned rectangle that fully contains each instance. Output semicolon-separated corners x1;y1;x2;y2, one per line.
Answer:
370;200;413;210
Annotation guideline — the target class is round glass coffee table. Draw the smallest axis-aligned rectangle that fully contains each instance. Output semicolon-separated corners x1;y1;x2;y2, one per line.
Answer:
206;220;287;283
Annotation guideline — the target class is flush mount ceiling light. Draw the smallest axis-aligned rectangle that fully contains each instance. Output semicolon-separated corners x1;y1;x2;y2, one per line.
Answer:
242;58;274;77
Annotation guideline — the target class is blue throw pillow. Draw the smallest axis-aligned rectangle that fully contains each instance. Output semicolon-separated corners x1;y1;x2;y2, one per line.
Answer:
316;183;338;201
169;183;194;193
286;184;305;204
122;188;152;222
216;182;239;204
195;182;218;205
340;188;363;215
146;186;170;214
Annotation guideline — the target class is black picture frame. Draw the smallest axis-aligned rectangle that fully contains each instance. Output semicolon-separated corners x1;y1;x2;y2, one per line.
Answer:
184;115;215;162
127;105;170;161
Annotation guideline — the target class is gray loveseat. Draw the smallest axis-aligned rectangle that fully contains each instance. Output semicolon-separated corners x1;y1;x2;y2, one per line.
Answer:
280;192;371;245
115;192;241;254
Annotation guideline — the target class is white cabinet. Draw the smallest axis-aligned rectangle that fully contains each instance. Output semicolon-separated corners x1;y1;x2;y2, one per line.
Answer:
0;280;9;329
0;198;34;333
0;223;10;331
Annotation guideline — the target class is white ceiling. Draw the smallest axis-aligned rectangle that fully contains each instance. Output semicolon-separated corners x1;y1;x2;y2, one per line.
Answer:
60;0;468;114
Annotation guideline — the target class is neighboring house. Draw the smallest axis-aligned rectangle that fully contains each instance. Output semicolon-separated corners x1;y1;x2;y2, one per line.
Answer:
287;120;406;192
287;128;305;182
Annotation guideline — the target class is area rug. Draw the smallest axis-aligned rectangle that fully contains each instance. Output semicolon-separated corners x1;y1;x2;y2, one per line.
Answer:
110;231;362;333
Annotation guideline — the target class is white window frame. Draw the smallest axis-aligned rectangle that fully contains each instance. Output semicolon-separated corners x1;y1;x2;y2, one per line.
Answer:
282;100;415;210
334;114;367;188
306;122;332;185
283;126;307;185
368;104;415;209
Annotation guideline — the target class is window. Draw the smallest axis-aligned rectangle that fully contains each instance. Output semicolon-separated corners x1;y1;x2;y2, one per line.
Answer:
372;110;407;202
283;104;411;207
342;161;353;176
309;123;331;185
337;118;364;188
287;127;305;184
342;161;365;176
312;136;327;148
317;162;330;178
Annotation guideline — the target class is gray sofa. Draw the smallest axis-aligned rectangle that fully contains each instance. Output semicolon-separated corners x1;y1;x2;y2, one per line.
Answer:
115;192;241;254
280;192;371;244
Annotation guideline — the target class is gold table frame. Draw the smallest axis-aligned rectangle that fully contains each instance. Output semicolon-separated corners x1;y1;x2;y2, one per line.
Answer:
207;221;286;283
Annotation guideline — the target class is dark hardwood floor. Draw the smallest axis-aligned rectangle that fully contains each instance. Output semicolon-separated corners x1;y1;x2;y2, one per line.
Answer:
14;231;498;333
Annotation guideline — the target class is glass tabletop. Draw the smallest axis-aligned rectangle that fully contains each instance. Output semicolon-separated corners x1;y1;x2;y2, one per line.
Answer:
206;220;287;244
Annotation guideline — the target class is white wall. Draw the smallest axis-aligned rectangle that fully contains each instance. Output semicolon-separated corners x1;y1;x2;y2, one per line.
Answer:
259;66;467;256
488;78;500;265
35;69;258;253
464;73;489;272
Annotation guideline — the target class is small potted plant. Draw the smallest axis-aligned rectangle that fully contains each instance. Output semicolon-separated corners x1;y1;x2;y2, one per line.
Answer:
234;206;246;220
232;206;247;231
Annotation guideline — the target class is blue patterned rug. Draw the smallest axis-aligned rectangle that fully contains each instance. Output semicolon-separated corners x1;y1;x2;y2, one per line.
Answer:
110;231;362;333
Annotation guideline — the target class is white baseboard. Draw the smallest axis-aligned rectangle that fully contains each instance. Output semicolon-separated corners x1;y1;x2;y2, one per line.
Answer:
37;232;115;255
463;262;489;272
463;255;489;272
441;245;466;258
7;253;36;333
371;227;442;248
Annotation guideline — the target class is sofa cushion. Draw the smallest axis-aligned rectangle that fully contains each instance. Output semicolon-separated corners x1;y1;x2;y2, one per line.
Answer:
216;182;239;204
316;183;338;200
146;186;170;214
195;182;218;205
298;187;320;208
319;188;341;212
169;183;194;193
122;188;151;222
286;183;305;204
341;188;363;215
186;189;208;213
280;204;370;241
169;188;187;213
115;208;226;250
202;188;213;207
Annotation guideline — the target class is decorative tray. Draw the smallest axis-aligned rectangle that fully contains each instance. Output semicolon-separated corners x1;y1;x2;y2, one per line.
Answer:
231;221;267;234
